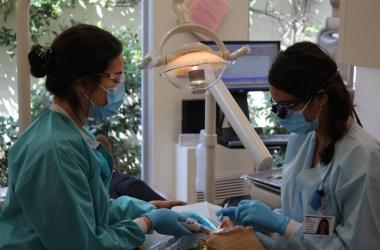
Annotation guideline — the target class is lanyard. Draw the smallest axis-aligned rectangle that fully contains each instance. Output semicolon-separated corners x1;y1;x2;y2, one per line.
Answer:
310;164;333;212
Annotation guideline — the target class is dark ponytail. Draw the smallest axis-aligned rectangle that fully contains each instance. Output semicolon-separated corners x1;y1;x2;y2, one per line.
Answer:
320;75;353;165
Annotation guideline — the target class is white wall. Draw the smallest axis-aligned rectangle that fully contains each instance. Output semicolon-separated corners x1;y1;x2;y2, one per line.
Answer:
338;0;380;70
354;67;380;141
143;0;250;196
337;0;380;142
0;9;18;117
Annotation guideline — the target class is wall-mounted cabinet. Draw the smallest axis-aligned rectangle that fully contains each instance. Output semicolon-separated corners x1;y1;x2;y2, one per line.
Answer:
338;0;380;69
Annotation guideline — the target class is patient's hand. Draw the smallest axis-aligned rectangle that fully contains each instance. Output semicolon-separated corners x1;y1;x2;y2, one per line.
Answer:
150;200;187;209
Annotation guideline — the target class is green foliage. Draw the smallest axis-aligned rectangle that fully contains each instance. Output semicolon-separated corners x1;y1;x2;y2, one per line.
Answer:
0;0;142;184
31;81;53;117
0;26;16;57
0;0;73;57
247;91;283;134
0;115;18;187
0;0;141;57
247;91;287;168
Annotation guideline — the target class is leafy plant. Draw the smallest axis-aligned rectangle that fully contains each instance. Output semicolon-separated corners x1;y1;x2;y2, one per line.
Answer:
247;91;287;168
0;0;143;185
0;116;18;187
0;0;141;57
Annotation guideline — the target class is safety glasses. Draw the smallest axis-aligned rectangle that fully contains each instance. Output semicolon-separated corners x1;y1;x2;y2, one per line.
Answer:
97;71;126;87
271;95;313;119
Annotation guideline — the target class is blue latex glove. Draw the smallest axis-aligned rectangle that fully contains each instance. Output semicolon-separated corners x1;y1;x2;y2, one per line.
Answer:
179;211;217;232
215;207;243;225
236;200;290;235
144;208;192;237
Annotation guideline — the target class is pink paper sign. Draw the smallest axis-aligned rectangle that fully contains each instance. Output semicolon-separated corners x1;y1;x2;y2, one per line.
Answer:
189;0;231;41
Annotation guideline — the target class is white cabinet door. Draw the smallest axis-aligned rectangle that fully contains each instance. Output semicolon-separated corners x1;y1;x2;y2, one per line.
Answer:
338;0;380;69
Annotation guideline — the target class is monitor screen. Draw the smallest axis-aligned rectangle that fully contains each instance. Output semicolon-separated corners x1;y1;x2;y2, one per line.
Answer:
202;41;280;91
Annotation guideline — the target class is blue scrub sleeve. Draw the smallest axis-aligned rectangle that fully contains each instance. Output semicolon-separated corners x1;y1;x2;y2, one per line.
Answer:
108;196;156;225
15;146;147;249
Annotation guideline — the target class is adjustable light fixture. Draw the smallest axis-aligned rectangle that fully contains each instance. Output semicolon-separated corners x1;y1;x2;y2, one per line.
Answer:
139;0;250;94
140;0;273;203
160;49;228;93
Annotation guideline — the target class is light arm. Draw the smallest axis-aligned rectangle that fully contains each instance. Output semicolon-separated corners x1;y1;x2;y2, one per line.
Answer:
210;80;273;172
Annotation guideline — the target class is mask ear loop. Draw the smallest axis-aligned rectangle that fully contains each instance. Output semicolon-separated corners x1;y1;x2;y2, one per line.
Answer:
295;96;313;114
84;94;96;105
311;91;327;121
352;108;363;127
98;84;110;93
75;81;93;120
80;87;96;121
314;103;324;120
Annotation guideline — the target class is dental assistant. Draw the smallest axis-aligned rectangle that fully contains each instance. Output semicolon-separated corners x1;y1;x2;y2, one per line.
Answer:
0;24;205;249
217;41;380;249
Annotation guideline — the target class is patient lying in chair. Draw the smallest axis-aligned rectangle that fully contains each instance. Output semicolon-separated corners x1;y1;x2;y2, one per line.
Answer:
143;202;264;250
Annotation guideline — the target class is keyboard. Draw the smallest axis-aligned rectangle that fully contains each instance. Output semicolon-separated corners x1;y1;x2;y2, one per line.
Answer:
217;135;243;148
217;134;289;148
259;134;289;146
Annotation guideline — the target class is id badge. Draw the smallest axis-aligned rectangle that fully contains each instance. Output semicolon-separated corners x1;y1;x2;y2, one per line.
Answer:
302;215;335;237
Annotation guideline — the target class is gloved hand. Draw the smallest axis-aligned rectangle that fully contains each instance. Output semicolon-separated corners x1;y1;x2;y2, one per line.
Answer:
215;207;243;225
144;208;192;237
179;211;217;232
236;200;290;235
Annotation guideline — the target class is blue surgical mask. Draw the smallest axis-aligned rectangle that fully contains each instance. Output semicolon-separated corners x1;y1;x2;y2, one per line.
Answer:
88;84;125;119
278;98;322;134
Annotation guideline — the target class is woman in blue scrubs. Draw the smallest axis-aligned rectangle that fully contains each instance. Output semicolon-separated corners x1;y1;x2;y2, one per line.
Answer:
0;24;209;249
217;42;380;249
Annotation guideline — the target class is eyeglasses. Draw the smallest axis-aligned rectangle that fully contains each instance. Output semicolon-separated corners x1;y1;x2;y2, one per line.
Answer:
271;95;313;119
97;71;126;86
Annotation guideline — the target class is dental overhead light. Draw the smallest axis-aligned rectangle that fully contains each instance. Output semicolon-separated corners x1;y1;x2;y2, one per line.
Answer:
160;49;228;94
140;0;273;203
139;0;250;93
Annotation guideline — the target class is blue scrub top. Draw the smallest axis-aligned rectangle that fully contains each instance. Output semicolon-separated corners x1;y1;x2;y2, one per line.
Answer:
258;122;380;249
0;106;155;249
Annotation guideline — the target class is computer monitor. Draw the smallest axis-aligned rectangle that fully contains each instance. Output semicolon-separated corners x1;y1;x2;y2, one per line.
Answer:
202;40;280;92
202;40;280;122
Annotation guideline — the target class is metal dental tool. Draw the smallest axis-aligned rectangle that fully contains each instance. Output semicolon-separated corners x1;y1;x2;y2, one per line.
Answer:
218;200;230;221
